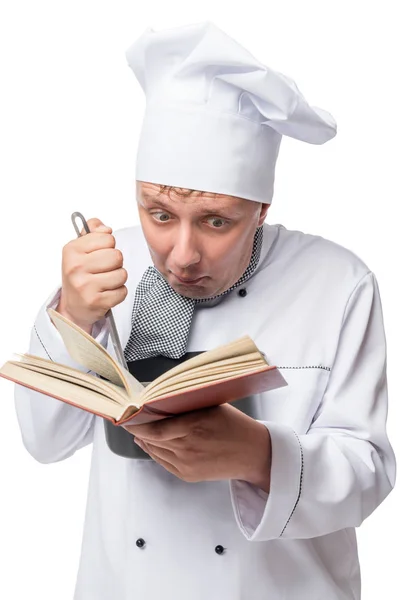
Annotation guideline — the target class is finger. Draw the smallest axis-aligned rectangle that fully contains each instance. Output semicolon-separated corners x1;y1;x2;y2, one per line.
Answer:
80;218;113;235
134;435;180;452
137;440;181;477
97;286;128;310
85;248;124;274
91;268;128;292
125;415;191;442
75;232;116;253
136;439;177;461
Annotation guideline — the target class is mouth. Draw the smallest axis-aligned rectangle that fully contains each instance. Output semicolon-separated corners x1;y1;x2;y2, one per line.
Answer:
172;273;206;285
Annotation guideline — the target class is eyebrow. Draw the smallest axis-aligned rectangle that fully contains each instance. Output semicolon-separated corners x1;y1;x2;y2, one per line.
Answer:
140;193;243;217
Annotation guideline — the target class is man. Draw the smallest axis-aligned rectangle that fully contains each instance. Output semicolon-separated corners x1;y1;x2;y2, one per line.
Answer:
14;22;395;600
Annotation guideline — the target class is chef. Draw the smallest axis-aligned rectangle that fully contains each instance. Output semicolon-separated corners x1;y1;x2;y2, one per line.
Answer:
14;21;395;600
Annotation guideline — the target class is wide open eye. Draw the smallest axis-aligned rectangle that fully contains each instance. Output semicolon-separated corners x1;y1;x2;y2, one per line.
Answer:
152;212;171;222
207;217;228;228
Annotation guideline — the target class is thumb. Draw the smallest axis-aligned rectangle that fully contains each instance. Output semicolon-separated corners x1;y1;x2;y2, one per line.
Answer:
80;218;112;235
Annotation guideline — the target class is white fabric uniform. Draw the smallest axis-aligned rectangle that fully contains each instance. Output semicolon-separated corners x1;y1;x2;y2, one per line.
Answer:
14;223;395;600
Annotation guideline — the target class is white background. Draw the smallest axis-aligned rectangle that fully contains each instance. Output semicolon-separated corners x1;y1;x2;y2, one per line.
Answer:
0;1;399;598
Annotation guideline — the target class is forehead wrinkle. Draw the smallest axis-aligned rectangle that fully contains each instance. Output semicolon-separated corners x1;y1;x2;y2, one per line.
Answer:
140;192;245;216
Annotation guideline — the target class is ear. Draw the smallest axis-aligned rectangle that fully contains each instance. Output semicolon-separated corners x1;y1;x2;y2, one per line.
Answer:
257;203;270;227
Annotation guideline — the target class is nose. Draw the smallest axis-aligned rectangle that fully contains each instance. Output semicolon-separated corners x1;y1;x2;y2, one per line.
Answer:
170;225;201;271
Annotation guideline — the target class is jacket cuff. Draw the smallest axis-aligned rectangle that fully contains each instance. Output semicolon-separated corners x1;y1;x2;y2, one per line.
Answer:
36;285;110;370
230;421;303;541
229;479;269;538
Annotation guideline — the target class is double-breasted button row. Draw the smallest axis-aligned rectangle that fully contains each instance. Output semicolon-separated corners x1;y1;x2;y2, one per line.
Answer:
135;538;226;554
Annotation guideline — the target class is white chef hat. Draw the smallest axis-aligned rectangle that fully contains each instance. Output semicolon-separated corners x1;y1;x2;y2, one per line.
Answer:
125;21;337;204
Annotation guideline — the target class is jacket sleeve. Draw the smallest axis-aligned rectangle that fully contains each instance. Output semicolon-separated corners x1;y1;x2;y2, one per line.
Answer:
14;286;110;464
230;270;396;541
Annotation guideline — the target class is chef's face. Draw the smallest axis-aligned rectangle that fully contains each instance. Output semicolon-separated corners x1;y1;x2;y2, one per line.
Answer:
136;181;269;299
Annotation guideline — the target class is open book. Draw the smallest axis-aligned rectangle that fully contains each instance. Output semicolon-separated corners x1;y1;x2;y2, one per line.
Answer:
0;308;287;425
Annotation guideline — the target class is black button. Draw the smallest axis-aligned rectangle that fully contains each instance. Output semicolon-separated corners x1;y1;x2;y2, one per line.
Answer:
136;538;146;548
238;288;247;297
215;545;225;555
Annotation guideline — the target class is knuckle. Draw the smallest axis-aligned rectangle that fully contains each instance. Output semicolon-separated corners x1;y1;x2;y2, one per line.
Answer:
106;233;116;248
150;430;162;443
85;292;98;309
114;285;128;302
62;240;76;260
149;422;164;441
73;273;88;292
114;248;124;266
192;423;210;441
63;261;79;282
66;259;82;277
86;218;102;231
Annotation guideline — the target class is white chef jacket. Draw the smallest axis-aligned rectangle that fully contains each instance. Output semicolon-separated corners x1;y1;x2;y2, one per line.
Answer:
14;222;396;600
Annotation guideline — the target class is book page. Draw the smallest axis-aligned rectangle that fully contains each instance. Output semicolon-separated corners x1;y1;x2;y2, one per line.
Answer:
140;355;264;402
142;337;266;397
165;353;263;380
11;356;128;405
47;308;144;399
140;365;264;404
0;361;126;420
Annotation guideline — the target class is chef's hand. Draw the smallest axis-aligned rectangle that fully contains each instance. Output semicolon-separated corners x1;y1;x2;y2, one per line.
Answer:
55;218;128;334
123;404;272;493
